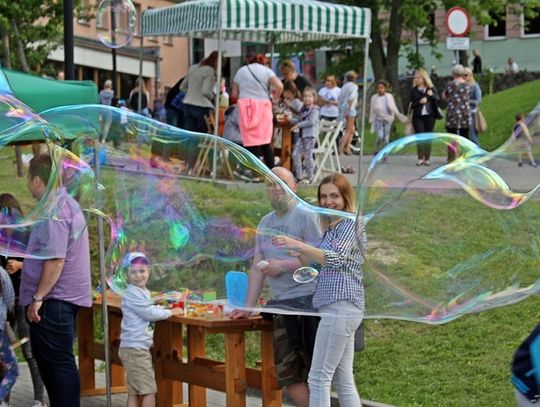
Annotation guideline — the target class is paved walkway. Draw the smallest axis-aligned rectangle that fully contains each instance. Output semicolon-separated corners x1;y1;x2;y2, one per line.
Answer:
338;153;540;192
11;361;296;407
11;361;391;406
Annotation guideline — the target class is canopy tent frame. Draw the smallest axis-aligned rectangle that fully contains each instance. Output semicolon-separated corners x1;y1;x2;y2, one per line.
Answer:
137;0;372;181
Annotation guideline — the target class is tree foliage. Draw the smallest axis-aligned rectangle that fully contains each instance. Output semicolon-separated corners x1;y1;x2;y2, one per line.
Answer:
342;0;540;106
0;0;85;72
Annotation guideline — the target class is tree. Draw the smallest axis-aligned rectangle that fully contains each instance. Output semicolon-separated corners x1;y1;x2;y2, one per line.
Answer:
0;0;68;73
347;0;540;106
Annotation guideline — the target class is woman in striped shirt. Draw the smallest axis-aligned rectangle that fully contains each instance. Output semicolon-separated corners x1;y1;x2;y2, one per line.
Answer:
273;173;365;407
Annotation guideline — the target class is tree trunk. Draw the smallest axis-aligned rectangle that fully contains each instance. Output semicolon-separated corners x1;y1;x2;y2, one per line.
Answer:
366;0;385;80
12;20;30;72
386;0;406;110
0;25;11;69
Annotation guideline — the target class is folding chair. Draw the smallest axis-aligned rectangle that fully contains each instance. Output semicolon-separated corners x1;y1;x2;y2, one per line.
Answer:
312;119;344;182
194;114;234;179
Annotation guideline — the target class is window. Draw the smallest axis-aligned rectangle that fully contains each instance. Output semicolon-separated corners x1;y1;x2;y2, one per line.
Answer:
193;38;205;63
523;5;540;36
133;3;142;36
163;35;173;45
486;10;506;38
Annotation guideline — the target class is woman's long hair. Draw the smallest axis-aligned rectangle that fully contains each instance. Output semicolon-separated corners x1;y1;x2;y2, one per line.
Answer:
415;68;434;89
200;51;219;70
317;173;356;229
318;173;356;213
0;193;23;217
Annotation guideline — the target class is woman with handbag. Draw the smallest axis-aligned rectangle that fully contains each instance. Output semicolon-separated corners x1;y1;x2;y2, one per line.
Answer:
180;52;219;175
408;68;440;166
231;54;283;169
442;64;470;162
464;67;482;145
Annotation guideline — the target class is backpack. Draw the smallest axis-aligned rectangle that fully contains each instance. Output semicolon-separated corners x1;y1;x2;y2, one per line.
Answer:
511;322;540;403
170;91;185;112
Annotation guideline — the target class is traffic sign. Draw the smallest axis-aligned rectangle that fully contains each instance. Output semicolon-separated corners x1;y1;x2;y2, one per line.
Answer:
446;37;470;50
445;6;470;37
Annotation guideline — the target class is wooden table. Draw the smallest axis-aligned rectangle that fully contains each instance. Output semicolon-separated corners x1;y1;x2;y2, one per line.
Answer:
274;121;293;170
78;293;282;407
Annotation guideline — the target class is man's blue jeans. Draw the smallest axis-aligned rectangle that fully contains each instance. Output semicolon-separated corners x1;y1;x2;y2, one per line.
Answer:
28;299;80;407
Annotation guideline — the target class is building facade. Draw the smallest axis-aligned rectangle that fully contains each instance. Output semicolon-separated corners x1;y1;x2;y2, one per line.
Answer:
401;5;540;76
48;0;190;106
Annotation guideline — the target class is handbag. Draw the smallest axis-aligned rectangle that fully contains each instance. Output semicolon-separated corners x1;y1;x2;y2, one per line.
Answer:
476;109;487;133
431;93;443;120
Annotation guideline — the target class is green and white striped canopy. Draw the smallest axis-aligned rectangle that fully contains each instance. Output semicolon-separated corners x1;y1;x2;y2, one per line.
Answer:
141;0;371;43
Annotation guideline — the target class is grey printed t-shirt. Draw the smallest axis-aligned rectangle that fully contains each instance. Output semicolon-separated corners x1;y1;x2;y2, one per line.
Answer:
255;204;322;300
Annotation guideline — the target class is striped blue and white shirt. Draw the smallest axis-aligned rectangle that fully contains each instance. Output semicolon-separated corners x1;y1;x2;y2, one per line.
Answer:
312;218;366;311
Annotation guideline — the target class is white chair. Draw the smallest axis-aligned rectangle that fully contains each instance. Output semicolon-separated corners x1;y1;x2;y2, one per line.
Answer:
312;119;344;182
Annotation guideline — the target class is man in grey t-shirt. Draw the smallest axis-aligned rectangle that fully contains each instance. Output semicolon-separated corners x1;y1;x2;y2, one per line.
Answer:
231;167;322;407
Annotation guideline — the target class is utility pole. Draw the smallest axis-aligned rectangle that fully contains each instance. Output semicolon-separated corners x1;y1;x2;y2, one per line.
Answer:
64;0;75;79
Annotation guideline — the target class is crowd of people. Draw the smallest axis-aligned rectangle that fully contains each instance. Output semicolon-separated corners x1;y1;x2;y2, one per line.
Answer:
157;54;362;184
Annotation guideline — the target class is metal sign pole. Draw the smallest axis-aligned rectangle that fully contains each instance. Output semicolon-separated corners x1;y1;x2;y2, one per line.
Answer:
211;0;225;182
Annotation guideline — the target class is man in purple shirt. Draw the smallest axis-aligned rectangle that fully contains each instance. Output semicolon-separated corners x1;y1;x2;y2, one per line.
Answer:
21;154;91;407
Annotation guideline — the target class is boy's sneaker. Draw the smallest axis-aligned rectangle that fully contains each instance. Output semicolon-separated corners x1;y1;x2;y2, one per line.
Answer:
530;161;537;168
32;401;45;407
518;162;523;167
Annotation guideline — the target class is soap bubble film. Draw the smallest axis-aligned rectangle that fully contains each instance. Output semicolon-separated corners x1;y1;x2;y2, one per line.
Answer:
96;0;137;49
0;97;539;323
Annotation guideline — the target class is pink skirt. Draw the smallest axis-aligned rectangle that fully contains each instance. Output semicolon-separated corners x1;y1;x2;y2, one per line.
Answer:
237;98;273;147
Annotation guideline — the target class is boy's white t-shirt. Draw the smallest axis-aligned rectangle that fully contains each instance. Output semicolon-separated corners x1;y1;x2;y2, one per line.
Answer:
234;63;276;100
318;86;341;118
120;284;172;350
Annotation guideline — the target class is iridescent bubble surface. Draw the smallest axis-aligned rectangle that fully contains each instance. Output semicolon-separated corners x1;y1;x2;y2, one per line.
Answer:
96;0;137;49
292;267;319;284
0;98;539;323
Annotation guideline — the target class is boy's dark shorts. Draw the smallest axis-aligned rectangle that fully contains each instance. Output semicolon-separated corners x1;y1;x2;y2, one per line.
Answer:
273;314;318;388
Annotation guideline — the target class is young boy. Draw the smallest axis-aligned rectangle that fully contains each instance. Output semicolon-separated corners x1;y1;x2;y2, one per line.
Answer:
513;113;537;167
118;252;182;407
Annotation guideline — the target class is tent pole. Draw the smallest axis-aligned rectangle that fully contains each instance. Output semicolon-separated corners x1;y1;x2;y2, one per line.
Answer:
94;142;112;407
357;37;370;186
211;0;225;182
138;27;144;113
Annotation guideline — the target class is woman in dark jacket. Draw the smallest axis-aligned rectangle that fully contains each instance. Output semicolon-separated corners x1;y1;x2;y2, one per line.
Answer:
408;68;440;166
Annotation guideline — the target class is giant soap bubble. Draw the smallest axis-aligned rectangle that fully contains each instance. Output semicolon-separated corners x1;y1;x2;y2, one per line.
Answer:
0;97;539;323
97;0;137;49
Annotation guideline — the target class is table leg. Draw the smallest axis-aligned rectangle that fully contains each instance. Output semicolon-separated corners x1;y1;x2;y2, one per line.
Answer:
281;127;292;170
154;320;183;407
108;310;125;387
187;325;206;406
225;332;246;407
261;329;282;407
78;307;95;393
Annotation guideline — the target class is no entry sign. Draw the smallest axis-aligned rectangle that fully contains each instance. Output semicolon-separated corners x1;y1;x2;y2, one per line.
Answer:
445;6;470;37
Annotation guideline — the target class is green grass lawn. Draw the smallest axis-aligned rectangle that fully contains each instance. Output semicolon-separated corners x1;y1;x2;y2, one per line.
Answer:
2;78;540;406
362;79;540;155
